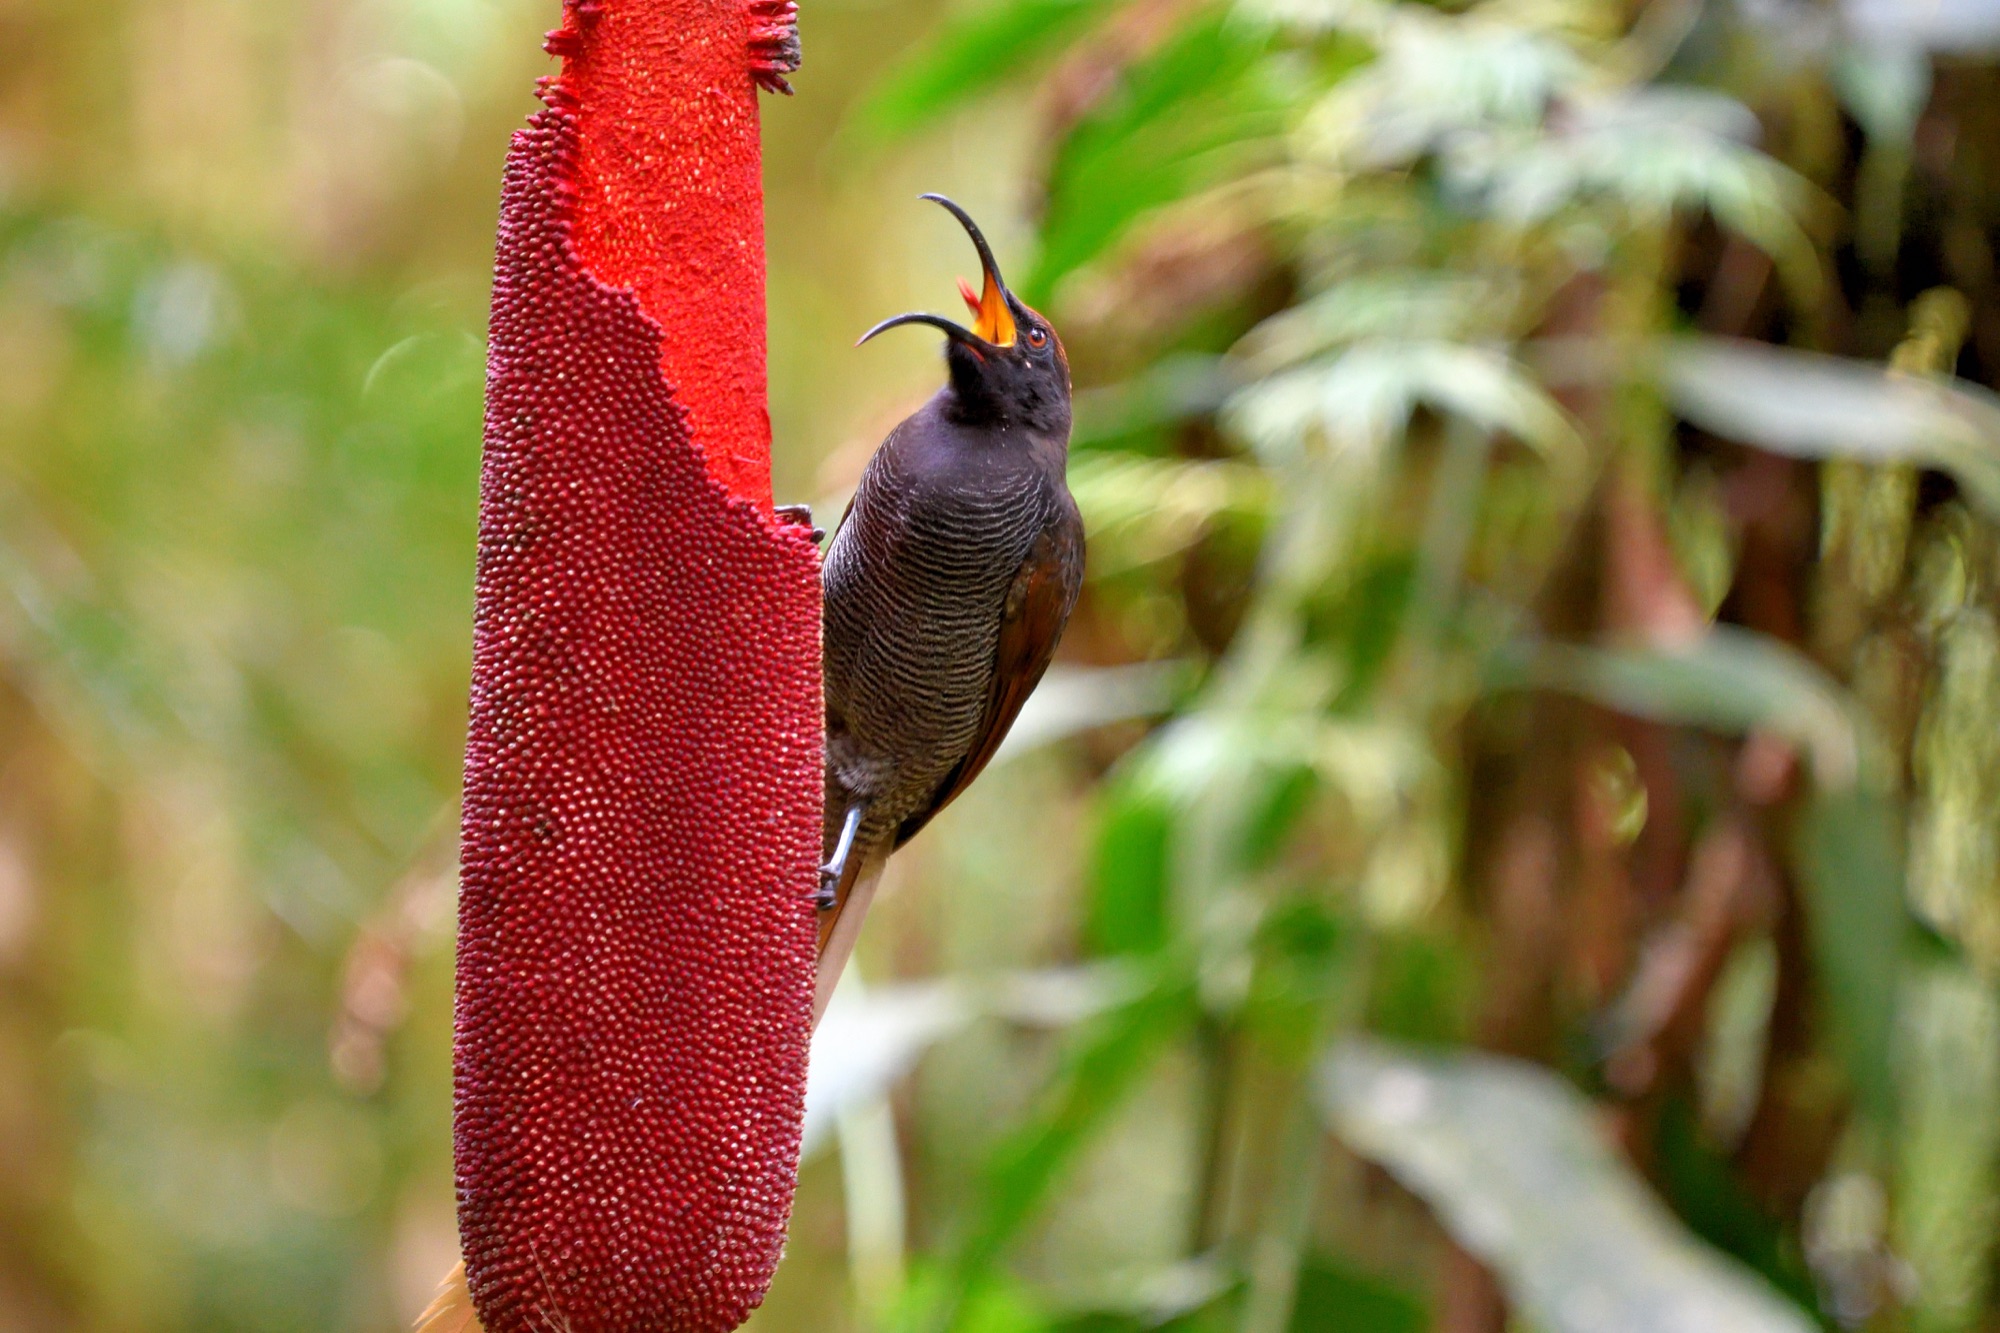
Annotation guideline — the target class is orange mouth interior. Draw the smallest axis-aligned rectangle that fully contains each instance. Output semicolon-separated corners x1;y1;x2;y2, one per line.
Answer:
958;272;1016;347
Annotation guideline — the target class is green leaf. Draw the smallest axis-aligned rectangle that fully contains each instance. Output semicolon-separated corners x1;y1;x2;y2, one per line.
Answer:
1052;1317;1148;1333
1243;900;1351;1062
1894;962;2000;1328
1087;775;1176;955
1238;763;1318;870
1290;1254;1428;1332
1794;788;1906;1124
1052;1298;1231;1333
948;967;1200;1295
1029;8;1303;298
1228;340;1584;473
1455;92;1821;303
1296;14;1585;169
1662;337;2000;522
1366;930;1474;1047
1652;1096;1827;1321
1320;547;1418;713
855;0;1116;142
1070;451;1270;575
1236;272;1505;374
1486;627;1888;791
1319;1039;1821;1333
893;1264;1054;1333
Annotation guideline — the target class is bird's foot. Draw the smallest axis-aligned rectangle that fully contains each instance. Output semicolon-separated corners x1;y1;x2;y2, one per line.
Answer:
818;800;867;912
776;503;825;544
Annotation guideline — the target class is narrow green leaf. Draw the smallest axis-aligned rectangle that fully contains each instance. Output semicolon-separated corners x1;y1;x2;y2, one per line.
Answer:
1238;764;1318;871
950;968;1200;1294
894;1264;1054;1333
1242;900;1350;1062
1030;9;1300;298
1323;548;1417;713
1794;788;1906;1124
1289;1255;1428;1332
1087;777;1176;955
1652;1097;1825;1319
1894;962;2000;1328
1366;931;1474;1047
856;0;1116;142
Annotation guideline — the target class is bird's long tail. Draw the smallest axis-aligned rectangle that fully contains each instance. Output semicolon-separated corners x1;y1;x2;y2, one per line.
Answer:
417;1261;482;1333
814;845;887;1026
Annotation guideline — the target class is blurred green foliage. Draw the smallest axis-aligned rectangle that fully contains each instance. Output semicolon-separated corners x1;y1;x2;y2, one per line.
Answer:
815;1;2000;1331
8;0;2000;1331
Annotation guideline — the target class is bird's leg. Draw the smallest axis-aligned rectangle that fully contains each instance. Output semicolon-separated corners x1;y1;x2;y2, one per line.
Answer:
775;503;826;544
818;801;866;911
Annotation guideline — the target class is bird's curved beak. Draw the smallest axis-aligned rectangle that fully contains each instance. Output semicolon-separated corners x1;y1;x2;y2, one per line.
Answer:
854;195;1019;353
855;311;982;350
924;193;1017;348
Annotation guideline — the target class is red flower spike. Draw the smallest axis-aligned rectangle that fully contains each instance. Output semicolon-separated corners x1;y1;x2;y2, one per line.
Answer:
454;2;821;1330
560;0;791;504
542;27;586;58
748;1;804;95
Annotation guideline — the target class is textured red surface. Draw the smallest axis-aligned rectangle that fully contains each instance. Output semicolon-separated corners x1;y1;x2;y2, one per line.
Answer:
562;0;775;505
453;7;821;1327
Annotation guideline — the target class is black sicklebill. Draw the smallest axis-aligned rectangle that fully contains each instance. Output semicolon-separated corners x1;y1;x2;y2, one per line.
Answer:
812;194;1085;1022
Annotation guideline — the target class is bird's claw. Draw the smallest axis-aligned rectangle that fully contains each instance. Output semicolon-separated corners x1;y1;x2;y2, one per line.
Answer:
815;867;839;912
776;503;826;545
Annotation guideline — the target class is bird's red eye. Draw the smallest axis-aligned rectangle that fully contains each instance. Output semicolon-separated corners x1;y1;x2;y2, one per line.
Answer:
1026;327;1047;348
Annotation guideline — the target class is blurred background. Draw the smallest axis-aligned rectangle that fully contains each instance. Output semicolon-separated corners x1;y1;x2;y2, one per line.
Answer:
4;0;2000;1329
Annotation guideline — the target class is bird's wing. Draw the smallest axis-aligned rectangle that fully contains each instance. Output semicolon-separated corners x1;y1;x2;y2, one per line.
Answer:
894;510;1084;849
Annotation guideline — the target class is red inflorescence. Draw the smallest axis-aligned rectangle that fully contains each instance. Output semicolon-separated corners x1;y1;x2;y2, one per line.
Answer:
747;1;804;95
560;0;781;507
455;42;820;1333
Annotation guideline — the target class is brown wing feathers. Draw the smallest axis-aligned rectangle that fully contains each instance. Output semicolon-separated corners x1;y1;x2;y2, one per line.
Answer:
895;522;1081;848
812;518;1081;1022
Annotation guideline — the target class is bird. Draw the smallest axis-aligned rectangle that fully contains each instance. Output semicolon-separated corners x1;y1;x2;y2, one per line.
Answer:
814;194;1086;1021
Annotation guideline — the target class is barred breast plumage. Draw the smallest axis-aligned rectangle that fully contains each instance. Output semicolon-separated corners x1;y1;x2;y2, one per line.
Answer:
812;192;1084;1021
822;402;1076;843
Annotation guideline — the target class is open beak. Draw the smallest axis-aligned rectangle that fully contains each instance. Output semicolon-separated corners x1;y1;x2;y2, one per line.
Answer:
855;311;981;349
854;194;1018;353
925;193;1017;348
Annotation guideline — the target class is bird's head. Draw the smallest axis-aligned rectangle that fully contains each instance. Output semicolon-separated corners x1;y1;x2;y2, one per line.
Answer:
858;194;1071;438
